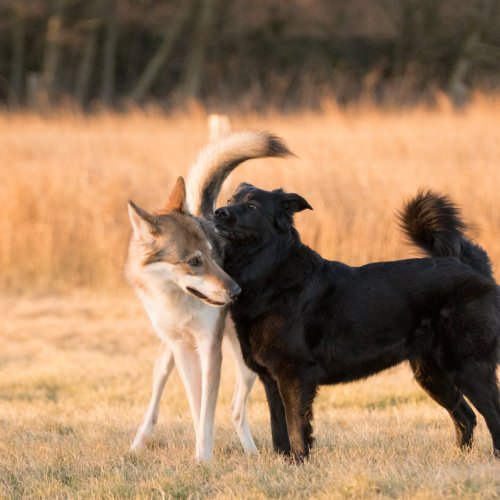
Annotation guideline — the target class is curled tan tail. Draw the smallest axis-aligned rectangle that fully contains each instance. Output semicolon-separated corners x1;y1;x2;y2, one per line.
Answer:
185;131;292;220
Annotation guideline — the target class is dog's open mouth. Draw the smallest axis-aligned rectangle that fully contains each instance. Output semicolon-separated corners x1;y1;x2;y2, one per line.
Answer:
186;287;226;306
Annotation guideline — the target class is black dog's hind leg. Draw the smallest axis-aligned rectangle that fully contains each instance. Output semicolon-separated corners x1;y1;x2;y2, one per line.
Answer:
410;319;434;355
410;356;476;449
260;373;291;455
410;319;477;449
453;360;500;458
275;375;317;462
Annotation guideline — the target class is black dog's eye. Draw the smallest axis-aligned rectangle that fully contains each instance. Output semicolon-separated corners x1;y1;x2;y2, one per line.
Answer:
188;257;202;267
247;203;257;210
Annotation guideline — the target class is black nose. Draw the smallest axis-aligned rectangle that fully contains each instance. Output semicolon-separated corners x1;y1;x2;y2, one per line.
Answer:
229;283;242;299
215;207;230;219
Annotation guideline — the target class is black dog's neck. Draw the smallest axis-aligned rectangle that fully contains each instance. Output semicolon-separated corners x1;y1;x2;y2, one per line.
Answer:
225;226;316;289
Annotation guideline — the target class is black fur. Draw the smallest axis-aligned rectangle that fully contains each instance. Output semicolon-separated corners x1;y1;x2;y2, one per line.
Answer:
215;186;500;461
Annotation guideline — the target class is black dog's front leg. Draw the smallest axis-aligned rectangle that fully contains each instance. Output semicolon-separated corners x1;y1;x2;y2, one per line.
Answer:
276;376;317;462
260;373;291;455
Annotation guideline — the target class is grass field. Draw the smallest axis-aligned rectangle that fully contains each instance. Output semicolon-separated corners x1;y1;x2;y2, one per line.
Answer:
1;295;499;498
1;97;500;498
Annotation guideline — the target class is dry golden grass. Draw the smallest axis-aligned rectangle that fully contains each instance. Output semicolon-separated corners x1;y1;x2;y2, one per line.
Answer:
1;96;500;291
1;98;500;497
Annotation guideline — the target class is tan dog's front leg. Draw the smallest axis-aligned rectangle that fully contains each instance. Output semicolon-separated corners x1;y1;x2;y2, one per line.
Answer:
171;342;202;438
196;335;223;462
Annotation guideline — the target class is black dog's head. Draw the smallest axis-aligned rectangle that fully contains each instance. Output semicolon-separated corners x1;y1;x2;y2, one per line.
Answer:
214;183;312;244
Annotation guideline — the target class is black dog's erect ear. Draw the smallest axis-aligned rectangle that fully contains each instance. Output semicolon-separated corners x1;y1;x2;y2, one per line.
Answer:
272;190;313;232
235;182;255;193
278;192;313;214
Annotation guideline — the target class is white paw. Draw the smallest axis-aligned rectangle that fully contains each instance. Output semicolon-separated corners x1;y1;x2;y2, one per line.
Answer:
130;432;148;451
195;444;212;462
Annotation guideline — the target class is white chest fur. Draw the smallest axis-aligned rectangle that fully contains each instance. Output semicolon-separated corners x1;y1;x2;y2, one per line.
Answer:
139;287;222;345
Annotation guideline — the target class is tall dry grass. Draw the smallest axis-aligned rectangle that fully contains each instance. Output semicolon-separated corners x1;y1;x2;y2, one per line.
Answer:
2;96;500;293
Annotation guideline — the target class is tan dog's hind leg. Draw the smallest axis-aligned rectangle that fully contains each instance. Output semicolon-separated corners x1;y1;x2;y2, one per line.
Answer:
131;342;175;450
225;325;258;454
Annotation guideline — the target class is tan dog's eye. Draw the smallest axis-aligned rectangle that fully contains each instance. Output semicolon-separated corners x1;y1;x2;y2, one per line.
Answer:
188;257;202;268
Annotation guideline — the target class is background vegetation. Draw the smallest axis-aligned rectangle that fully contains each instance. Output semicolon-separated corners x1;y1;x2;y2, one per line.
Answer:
1;0;500;111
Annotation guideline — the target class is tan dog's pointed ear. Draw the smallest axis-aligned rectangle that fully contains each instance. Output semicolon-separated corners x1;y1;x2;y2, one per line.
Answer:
128;201;159;241
162;176;186;213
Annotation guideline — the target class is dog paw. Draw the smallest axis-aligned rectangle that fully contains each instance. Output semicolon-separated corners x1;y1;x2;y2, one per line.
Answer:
283;450;309;465
130;434;148;451
195;452;212;463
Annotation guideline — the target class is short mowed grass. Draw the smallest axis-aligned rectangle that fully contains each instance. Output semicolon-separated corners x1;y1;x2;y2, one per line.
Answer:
0;295;498;498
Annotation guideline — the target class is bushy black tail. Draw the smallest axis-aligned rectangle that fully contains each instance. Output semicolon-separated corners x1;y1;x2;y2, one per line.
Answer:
399;190;494;280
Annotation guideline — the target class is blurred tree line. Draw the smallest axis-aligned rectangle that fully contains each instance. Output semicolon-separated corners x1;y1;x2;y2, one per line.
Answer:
0;0;499;111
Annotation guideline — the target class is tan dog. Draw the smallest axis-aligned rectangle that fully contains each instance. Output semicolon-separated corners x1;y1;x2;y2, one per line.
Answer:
126;132;291;461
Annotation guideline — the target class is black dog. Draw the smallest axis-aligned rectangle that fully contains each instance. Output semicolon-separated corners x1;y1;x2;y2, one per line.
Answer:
214;186;500;461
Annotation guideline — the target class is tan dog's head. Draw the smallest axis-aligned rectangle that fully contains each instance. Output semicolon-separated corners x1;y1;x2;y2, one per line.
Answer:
127;177;241;307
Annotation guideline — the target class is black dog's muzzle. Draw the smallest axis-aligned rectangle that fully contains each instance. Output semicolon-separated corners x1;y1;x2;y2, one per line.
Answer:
214;207;236;236
214;207;231;220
